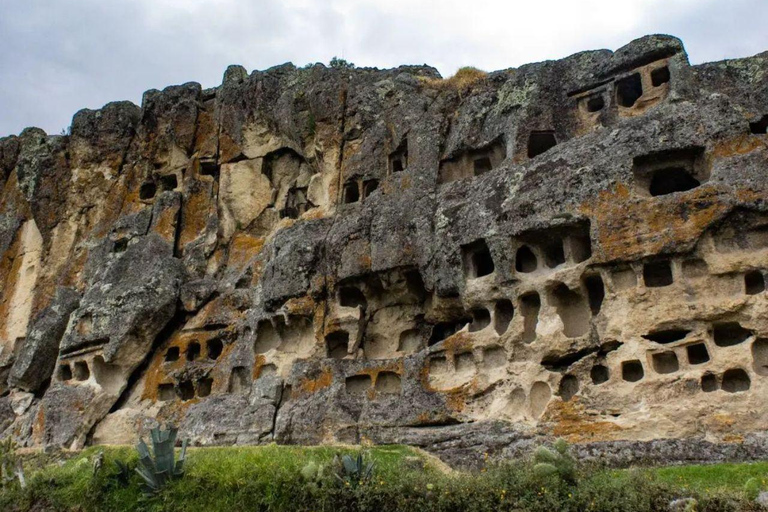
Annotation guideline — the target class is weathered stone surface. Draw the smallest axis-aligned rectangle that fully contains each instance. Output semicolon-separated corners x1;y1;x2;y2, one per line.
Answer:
1;34;768;467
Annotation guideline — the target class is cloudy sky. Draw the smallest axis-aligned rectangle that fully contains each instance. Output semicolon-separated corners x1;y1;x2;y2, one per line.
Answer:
1;0;766;137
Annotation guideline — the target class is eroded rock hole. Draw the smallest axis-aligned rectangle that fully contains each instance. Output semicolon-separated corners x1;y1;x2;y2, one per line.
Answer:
139;182;157;200
750;115;768;134
649;168;700;196
398;329;421;353
229;366;249;393
455;352;475;373
687;343;710;365
643;261;673;287
515;246;537;273
651;66;670;87
701;373;719;392
521;292;540;343
616;73;643;107
199;160;220;178
482;346;506;368
165;347;180;362
643;328;690;344
186;342;201;361
621;360;644;382
207;338;223;360
346;374;371;394
469;308;491;332
113;239;128;253
543;240;565;268
569;233;592;263
159;174;178;191
558;375;579;402
493;300;514;335
752;339;768;376
721;368;750;393
197;377;213;398
713;322;752;347
281;187;310;219
362;179;379;199
583;274;605;315
375;372;401;394
586;95;604;112
389;139;408;173
462;240;494;278
527;131;557;159
59;364;72;382
158;383;175;401
254;320;281;354
473;156;492;175
550;283;590;338
429;320;469;346
178;380;195;400
590;364;609;385
339;287;367;310
652;351;679;374
73;361;90;381
745;271;765;295
326;331;349;358
342;181;360;203
612;267;637;291
529;381;551;419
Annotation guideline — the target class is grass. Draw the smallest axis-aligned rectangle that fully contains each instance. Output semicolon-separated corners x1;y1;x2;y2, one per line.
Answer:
419;66;488;93
1;444;767;511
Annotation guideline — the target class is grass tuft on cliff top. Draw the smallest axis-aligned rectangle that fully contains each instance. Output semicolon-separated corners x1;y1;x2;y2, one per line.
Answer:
2;444;768;512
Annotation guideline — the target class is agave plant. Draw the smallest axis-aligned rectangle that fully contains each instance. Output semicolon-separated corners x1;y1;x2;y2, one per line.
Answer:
135;426;188;495
0;438;25;489
532;438;577;485
335;452;374;488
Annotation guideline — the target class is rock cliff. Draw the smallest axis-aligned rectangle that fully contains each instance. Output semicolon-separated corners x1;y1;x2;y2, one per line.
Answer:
2;34;768;467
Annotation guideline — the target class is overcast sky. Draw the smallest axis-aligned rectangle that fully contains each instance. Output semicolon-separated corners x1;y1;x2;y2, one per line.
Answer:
1;0;766;137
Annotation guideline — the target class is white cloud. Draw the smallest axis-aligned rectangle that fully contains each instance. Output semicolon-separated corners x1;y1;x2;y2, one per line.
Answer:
0;0;766;136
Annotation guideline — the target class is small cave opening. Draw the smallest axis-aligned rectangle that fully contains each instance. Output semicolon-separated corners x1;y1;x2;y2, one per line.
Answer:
59;364;72;382
686;343;710;365
586;95;605;112
158;383;175;401
113;239;128;253
229;366;249;393
159;174;178;191
397;328;421;353
362;179;379;199
642;328;690;344
583;274;605;315
721;368;750;393
550;283;591;338
558;374;579;402
375;372;402;394
515;245;538;273
569;232;593;263
139;181;157;200
527;131;557;159
326;331;349;359
178;380;195;400
462;240;495;278
345;374;372;394
428;319;469;346
651;66;671;87
186;341;201;361
342;181;360;204
621;360;644;382
750;115;768;135
339;286;367;310
520;292;541;344
649;168;700;196
652;351;679;374
713;322;753;347
616;73;643;108
745;271;765;295
543;240;565;268
389;139;408;173
701;372;719;392
197;377;213;398
643;261;673;287
199;160;220;178
473;156;493;175
590;364;609;385
254;320;281;354
468;308;491;332
493;299;514;335
73;361;90;381
752;338;768;376
164;346;180;362
207;338;223;360
391;158;404;173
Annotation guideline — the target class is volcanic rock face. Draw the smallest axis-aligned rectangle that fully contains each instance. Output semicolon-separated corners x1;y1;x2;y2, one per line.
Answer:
1;35;768;466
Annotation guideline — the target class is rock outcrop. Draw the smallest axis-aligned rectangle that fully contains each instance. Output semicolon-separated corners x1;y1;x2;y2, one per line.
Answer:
1;34;768;467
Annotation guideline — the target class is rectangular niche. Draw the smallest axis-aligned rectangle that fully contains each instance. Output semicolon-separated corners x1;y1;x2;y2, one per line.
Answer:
632;146;707;197
438;137;506;184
